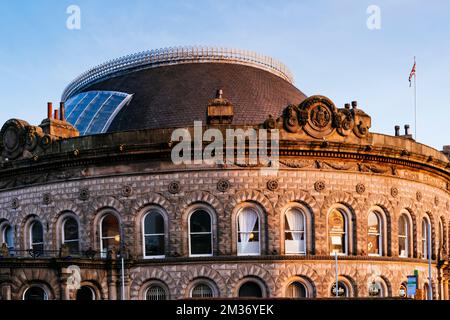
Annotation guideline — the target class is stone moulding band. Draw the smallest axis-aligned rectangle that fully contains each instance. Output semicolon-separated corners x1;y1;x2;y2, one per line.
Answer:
61;46;295;101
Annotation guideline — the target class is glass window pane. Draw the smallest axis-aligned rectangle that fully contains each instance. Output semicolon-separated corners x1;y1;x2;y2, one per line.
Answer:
64;218;79;241
4;225;14;249
368;234;380;255
238;282;262;298
102;215;120;239
287;282;307;298
144;212;164;234
191;284;213;298
190;234;212;255
32;222;43;243
190;211;211;232
24;287;47;300
146;285;166;300
145;234;165;256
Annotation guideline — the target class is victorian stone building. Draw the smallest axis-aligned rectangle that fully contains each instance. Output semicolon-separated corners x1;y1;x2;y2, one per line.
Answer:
0;47;449;300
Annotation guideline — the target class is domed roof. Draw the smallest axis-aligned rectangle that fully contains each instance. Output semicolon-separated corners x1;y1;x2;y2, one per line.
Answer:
62;47;307;133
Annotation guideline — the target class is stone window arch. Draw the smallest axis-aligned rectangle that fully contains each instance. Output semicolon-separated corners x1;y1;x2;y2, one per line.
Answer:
187;278;219;298
327;204;354;256
187;204;216;257
0;220;14;251
284;276;315;298
236;277;268;298
398;210;413;258
141;206;168;259
56;212;80;254
281;203;312;255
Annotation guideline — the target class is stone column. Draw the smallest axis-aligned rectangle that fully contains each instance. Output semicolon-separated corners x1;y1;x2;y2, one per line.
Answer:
0;284;11;300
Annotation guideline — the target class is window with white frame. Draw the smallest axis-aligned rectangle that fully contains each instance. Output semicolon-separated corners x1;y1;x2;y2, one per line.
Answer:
1;223;14;250
328;208;348;255
30;221;44;252
143;210;165;258
190;283;214;298
422;217;430;260
100;214;120;258
145;284;167;300
284;207;306;254
189;210;212;256
398;214;410;258
237;207;260;256
368;211;383;256
62;217;80;254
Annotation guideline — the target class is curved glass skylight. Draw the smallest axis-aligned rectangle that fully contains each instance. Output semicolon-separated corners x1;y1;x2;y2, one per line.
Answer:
65;91;133;135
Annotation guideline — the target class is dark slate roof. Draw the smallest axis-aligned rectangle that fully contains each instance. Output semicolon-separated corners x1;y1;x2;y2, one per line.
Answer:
80;63;307;132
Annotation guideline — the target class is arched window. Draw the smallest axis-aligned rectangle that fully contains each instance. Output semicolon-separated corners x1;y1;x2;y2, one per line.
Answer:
191;283;214;298
238;281;263;298
146;285;167;300
398;214;410;258
1;223;14;250
62;217;79;254
189;210;213;256
368;211;383;256
100;214;120;258
30;221;44;252
284;207;306;254
399;283;407;298
237;207;260;256
422;217;431;260
439;218;444;254
143;210;165;258
328;208;347;255
286;281;308;298
76;286;96;300
368;280;387;298
23;286;48;300
331;281;350;298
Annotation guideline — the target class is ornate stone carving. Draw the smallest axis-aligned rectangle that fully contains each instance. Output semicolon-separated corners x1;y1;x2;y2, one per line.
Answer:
358;163;388;174
314;180;326;192
391;187;399;198
356;183;366;194
435;196;440;206
216;179;230;192
318;161;354;171
267;179;279;191
302;96;335;139
121;185;133;197
283;104;300;133
79;188;90;201
11;197;19;209
416;191;422;202
279;159;315;169
168;181;181;194
43;193;52;205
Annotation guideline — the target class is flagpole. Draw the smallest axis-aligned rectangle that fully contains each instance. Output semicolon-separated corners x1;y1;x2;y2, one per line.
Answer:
414;56;417;141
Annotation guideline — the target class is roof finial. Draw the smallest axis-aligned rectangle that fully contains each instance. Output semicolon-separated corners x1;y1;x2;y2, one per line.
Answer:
216;89;223;99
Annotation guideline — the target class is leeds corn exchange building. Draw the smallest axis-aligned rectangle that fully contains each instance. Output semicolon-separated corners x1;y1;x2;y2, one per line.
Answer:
0;46;449;300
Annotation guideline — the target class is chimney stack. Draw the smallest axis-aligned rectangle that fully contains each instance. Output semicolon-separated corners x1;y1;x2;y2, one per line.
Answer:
344;103;350;109
47;102;53;119
404;124;410;136
54;109;59;120
60;102;65;121
395;125;400;136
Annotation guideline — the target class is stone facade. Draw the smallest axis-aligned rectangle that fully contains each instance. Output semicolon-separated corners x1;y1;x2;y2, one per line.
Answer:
0;93;449;300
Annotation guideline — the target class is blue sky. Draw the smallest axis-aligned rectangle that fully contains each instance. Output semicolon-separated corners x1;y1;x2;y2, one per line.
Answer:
0;0;449;149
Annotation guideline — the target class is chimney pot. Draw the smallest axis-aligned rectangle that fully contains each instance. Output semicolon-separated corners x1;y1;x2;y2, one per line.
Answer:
47;102;53;119
60;102;65;121
216;89;223;99
395;125;400;136
344;103;351;109
405;124;410;136
351;101;358;109
54;109;59;120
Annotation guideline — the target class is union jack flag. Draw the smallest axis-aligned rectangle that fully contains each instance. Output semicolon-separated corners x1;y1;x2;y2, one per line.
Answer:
409;59;416;87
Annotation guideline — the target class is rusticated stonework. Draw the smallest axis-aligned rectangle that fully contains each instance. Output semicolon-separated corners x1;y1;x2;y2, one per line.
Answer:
0;94;449;301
